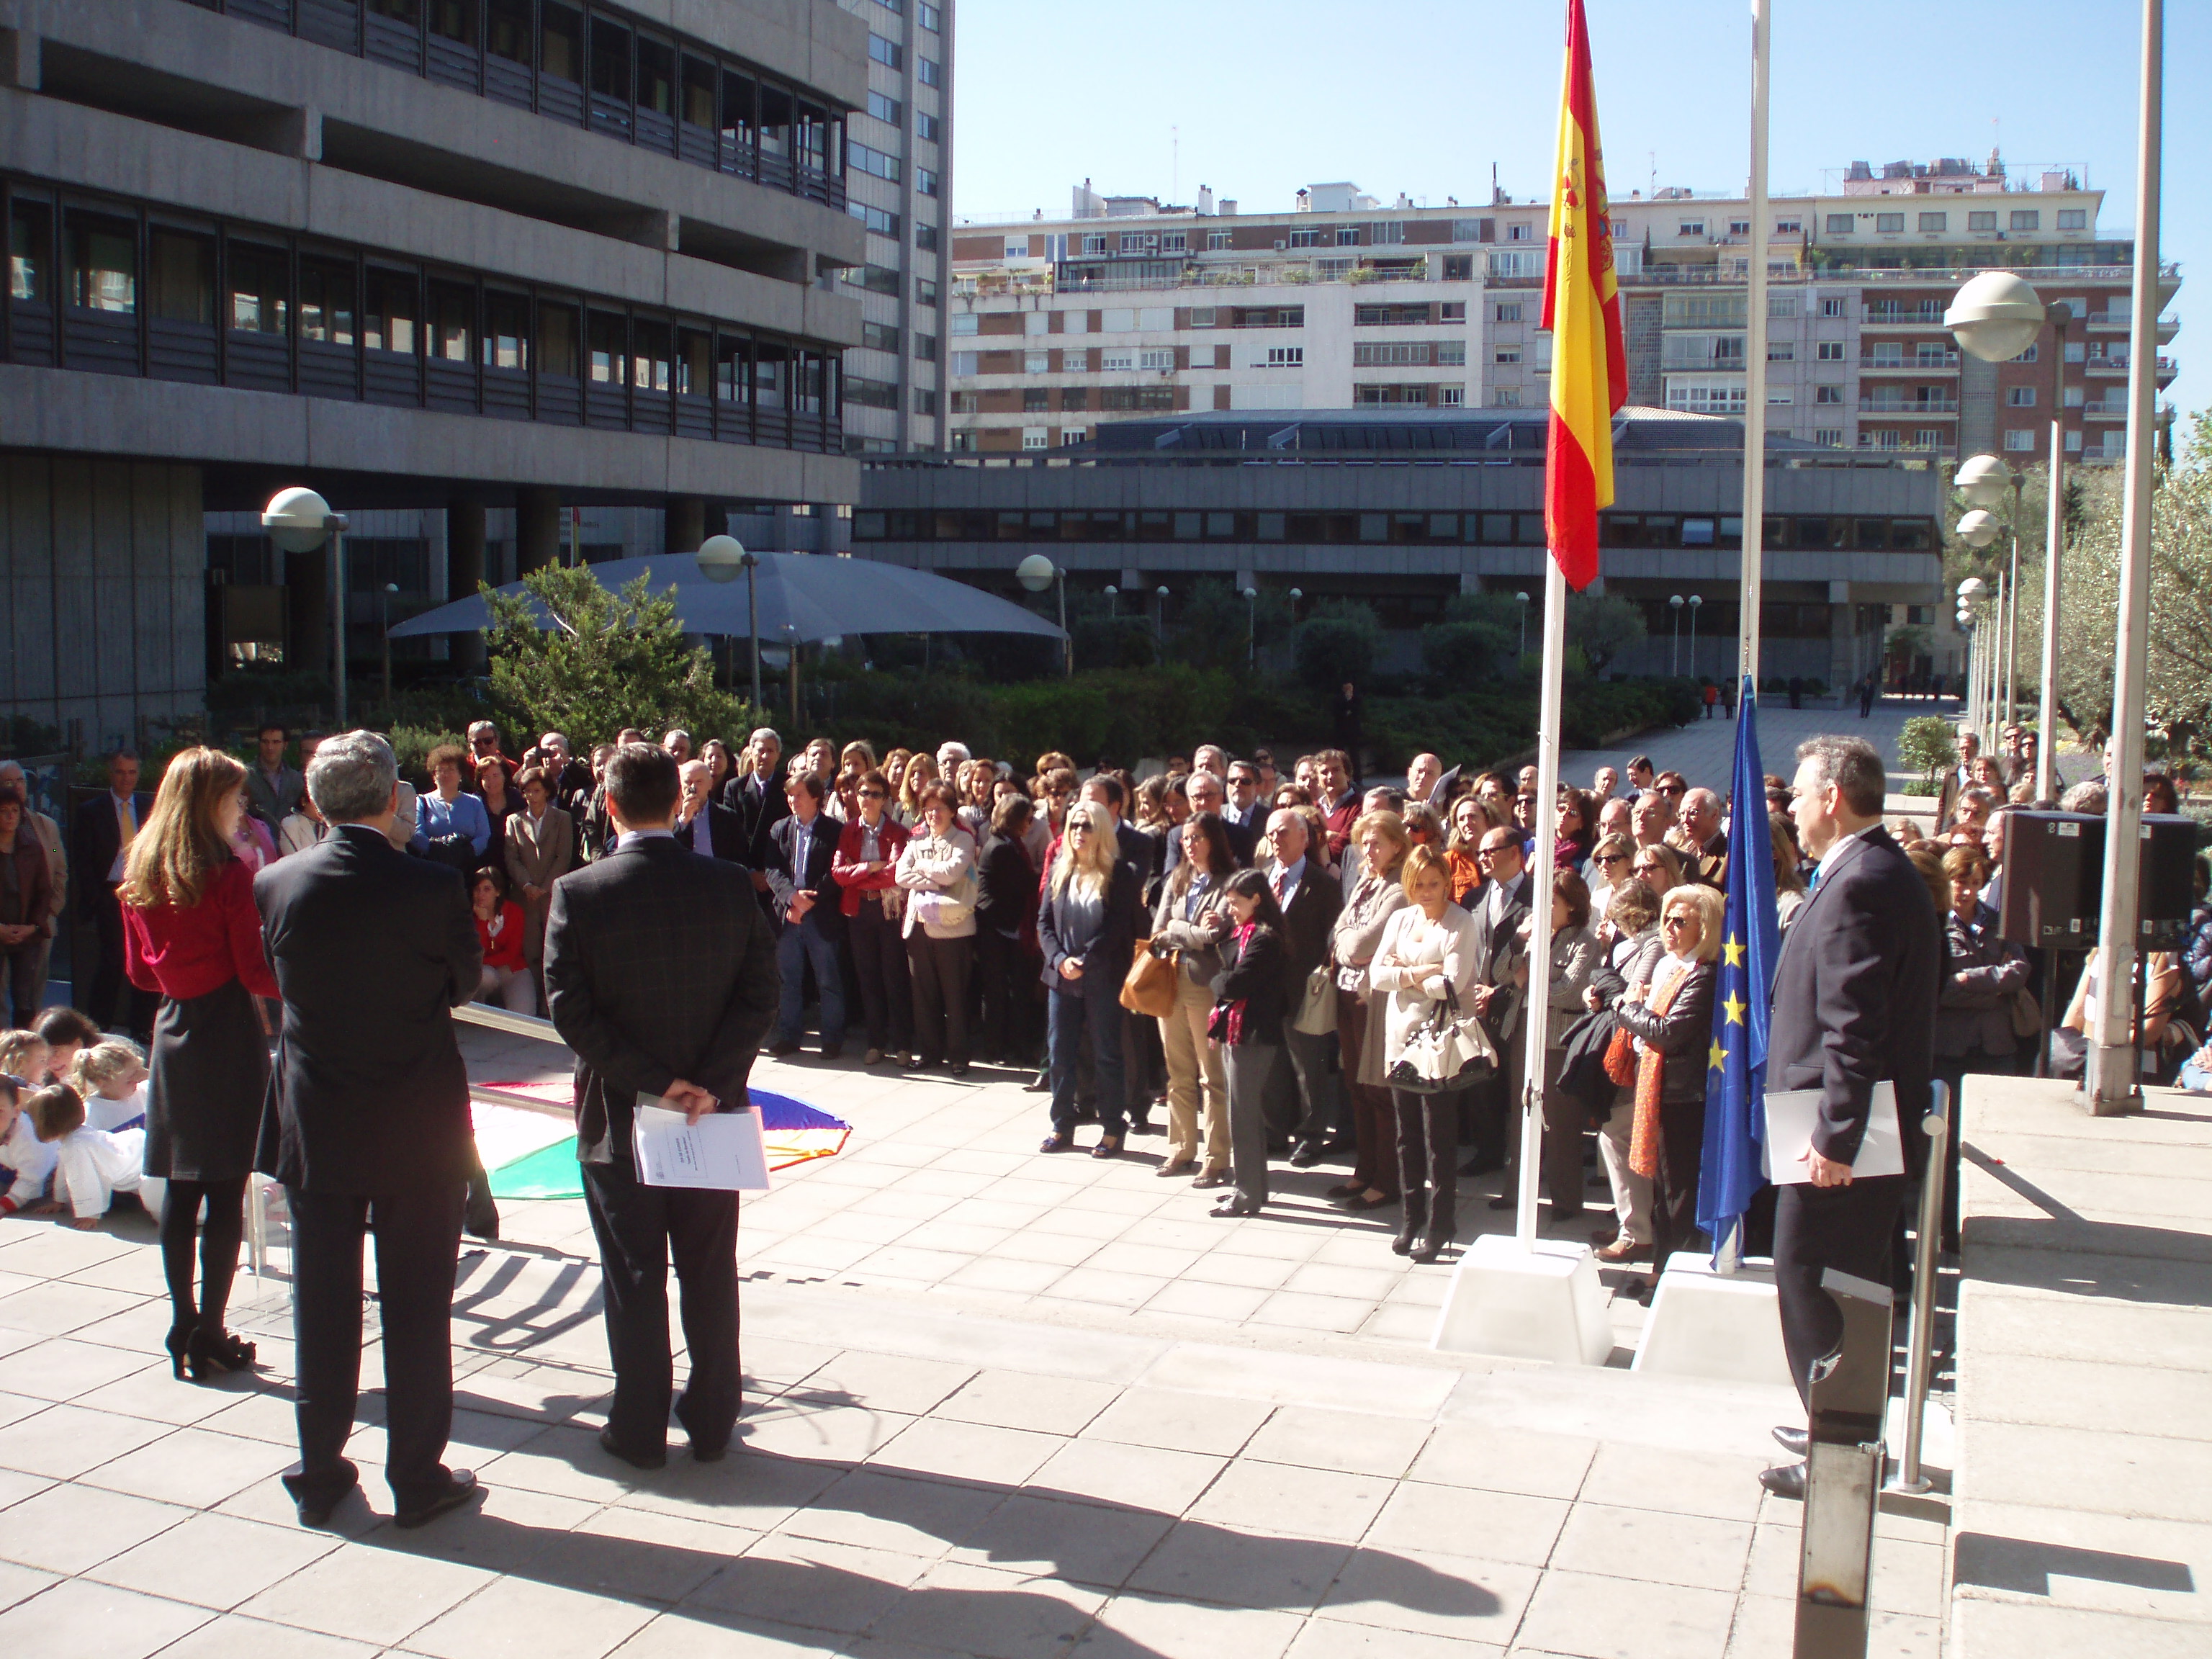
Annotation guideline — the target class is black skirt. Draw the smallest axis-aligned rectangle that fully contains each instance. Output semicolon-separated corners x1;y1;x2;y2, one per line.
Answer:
146;976;270;1182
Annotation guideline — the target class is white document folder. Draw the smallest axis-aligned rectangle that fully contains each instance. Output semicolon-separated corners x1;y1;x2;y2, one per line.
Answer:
631;1096;771;1191
1763;1080;1906;1183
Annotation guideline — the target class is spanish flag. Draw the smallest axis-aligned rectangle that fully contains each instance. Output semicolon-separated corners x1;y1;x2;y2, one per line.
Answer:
1541;0;1627;592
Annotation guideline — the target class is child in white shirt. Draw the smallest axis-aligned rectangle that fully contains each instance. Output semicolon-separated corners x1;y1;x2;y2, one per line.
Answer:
25;1084;158;1229
0;1062;58;1218
70;1040;150;1134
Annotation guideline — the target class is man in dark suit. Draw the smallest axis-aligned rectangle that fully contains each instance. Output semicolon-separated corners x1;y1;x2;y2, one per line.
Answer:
539;731;596;814
675;760;747;863
1466;827;1533;1185
68;750;158;1038
544;745;780;1467
1262;809;1347;1162
1936;728;1980;830
765;772;846;1058
1761;734;1938;1500
1162;773;1257;876
1224;761;1269;837
253;732;483;1530
721;727;790;858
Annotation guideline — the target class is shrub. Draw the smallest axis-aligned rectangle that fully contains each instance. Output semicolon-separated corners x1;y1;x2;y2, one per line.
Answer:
1897;714;1958;783
1292;600;1380;693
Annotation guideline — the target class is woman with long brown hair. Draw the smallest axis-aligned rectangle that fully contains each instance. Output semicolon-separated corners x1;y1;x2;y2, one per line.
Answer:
119;747;280;1382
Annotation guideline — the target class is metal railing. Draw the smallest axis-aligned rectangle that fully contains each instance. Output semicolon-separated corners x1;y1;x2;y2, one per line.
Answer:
1892;1081;1950;1493
451;1002;575;1118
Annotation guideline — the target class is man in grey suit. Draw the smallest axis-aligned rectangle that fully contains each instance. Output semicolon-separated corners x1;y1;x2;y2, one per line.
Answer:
1467;827;1535;1194
255;732;483;1530
545;745;780;1468
243;724;305;832
1761;734;1938;1500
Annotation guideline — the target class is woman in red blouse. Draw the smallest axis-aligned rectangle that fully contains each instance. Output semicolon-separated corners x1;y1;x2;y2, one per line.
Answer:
469;866;534;1012
121;747;279;1382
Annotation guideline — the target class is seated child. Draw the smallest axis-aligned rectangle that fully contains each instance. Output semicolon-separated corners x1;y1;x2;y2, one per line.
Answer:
70;1040;149;1133
0;1039;59;1217
24;1084;157;1231
33;1007;102;1087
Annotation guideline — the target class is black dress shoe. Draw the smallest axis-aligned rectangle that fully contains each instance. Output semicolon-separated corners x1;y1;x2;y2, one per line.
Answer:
394;1470;482;1529
1771;1425;1809;1457
293;1482;358;1529
1758;1461;1807;1501
1335;1192;1396;1213
1487;1194;1516;1211
767;1039;801;1058
1317;1136;1357;1156
691;1442;729;1464
1287;1142;1325;1169
598;1429;667;1471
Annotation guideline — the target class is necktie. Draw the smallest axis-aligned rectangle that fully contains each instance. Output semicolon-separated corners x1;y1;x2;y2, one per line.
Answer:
1272;869;1288;905
118;796;136;849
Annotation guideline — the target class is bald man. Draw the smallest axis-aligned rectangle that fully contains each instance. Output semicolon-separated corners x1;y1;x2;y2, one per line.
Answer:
673;760;746;863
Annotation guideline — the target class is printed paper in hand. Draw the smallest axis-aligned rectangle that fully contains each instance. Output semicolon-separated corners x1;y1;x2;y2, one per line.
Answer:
1762;1080;1906;1184
631;1095;771;1191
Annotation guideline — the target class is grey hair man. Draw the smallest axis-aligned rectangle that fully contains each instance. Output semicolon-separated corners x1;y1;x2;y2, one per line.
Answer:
1259;808;1346;1165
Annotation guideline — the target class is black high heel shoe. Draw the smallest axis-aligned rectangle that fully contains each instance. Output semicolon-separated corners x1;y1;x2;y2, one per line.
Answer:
164;1325;194;1381
183;1328;237;1382
207;1331;257;1372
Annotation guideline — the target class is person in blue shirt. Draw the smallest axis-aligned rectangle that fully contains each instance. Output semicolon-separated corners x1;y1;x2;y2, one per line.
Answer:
411;745;491;864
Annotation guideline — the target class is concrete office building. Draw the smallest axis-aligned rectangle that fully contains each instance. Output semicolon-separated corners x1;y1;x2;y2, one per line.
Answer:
1;0;873;749
855;407;1946;690
947;158;2179;465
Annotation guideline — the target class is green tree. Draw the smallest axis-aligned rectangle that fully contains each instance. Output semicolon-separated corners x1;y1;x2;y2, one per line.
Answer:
1897;714;1958;783
1421;591;1521;685
1292;599;1381;693
480;565;753;749
1566;590;1647;674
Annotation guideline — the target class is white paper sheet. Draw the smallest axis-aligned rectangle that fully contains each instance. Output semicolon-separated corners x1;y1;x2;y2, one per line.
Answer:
631;1097;771;1191
1762;1080;1906;1184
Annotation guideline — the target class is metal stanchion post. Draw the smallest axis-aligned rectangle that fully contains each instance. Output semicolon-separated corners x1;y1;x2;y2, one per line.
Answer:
1892;1082;1949;1494
1794;1268;1894;1658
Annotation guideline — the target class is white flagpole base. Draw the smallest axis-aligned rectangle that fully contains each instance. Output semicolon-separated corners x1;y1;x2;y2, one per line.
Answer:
1431;1233;1611;1365
1630;1251;1794;1387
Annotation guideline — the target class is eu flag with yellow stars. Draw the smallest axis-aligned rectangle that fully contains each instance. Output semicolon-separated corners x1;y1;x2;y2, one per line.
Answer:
1699;676;1779;1264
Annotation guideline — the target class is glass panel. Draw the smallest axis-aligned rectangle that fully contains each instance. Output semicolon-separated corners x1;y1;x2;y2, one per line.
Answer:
586;310;626;383
428;0;476;44
588;17;630;101
794;351;824;414
758;84;791;159
227;244;289;334
634;37;674;116
487;0;531;63
364;269;418;354
631;317;671;391
714;334;749;400
676;328;710;395
148;230;214;325
680;55;715;126
299;259;356;344
482;291;528;369
754;340;788;406
429;282;473;361
538;300;577;375
370;0;421;20
9;198;51;302
719;71;755;145
539;1;581;82
68;217;138;313
796;103;827;171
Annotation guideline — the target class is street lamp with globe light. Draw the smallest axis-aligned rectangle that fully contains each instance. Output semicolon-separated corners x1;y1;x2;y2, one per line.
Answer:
262;487;349;725
1949;273;2071;806
1687;594;1703;683
1957;577;1987;734
1514;591;1531;660
696;534;761;711
1154;585;1169;652
1015;554;1070;676
1241;586;1258;668
1668;594;1685;677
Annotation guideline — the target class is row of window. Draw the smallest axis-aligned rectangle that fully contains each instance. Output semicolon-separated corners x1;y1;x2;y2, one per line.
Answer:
854;508;1936;552
3;181;845;448
185;0;853;210
1823;208;2086;236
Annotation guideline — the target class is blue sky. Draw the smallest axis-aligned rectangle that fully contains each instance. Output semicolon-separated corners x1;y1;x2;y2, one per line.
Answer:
949;0;2207;417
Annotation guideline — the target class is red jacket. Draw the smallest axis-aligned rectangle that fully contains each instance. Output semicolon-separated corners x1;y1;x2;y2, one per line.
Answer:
122;856;280;1001
832;814;910;916
475;900;529;972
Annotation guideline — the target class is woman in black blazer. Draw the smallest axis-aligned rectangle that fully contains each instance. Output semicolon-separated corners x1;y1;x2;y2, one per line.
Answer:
1611;882;1722;1294
1207;868;1291;1216
1036;801;1143;1157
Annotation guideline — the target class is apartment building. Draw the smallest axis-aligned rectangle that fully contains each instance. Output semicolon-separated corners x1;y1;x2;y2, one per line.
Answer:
831;0;950;454
0;0;869;744
947;158;2180;466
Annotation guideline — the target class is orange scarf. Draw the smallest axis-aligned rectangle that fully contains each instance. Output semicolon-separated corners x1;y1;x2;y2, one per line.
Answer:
1628;963;1693;1179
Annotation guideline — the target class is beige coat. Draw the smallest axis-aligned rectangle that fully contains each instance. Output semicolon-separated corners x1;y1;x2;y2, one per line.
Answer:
504;805;575;964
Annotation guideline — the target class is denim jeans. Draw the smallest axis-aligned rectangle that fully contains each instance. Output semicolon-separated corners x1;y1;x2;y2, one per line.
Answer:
1049;987;1126;1136
776;909;846;1050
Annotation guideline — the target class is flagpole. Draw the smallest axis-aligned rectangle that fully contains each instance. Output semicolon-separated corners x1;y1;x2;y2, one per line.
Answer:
1516;557;1568;1250
1739;0;1771;693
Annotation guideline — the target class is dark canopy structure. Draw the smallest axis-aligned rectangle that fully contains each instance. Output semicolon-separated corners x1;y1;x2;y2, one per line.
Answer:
388;552;1066;645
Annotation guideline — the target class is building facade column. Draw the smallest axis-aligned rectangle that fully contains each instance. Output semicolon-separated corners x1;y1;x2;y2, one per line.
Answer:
665;495;708;553
516;487;562;574
286;549;329;677
447;498;486;671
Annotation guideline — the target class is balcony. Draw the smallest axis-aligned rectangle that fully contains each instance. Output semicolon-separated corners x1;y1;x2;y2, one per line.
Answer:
1860;394;1959;414
2082;400;2131;419
1860;304;1948;327
1860;350;1959;374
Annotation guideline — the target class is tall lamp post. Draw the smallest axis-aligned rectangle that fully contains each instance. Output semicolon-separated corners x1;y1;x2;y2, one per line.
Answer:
1956;578;1985;736
1668;593;1684;676
1515;590;1531;660
1241;586;1259;669
1948;272;2072;805
696;534;759;711
781;623;801;724
378;581;399;706
1016;554;1071;676
1956;453;2027;738
262;487;349;727
1687;593;1703;682
1154;585;1170;654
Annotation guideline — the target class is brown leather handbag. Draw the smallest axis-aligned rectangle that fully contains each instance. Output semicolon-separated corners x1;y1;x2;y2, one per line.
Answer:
1121;939;1179;1019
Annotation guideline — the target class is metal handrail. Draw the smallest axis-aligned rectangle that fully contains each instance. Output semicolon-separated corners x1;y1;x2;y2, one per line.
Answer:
1891;1079;1950;1493
453;1002;565;1044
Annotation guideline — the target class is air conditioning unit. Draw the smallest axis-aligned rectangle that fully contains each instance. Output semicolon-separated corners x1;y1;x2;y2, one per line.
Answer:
1274;240;1287;250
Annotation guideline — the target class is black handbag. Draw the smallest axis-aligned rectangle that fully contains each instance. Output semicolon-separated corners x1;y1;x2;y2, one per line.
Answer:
1383;984;1498;1094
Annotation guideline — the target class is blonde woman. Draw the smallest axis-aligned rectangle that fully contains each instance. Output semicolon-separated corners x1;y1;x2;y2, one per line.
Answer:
882;748;912;800
1148;812;1240;1182
1613;882;1723;1290
1035;801;1143;1156
117;748;279;1381
1328;810;1411;1213
896;752;940;826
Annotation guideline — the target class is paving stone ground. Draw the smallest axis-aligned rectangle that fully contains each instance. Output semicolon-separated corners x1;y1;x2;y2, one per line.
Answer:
0;1033;1956;1659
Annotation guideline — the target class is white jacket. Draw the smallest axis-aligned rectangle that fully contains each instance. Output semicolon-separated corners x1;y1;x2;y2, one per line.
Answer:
53;1126;148;1220
1;1115;55;1210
